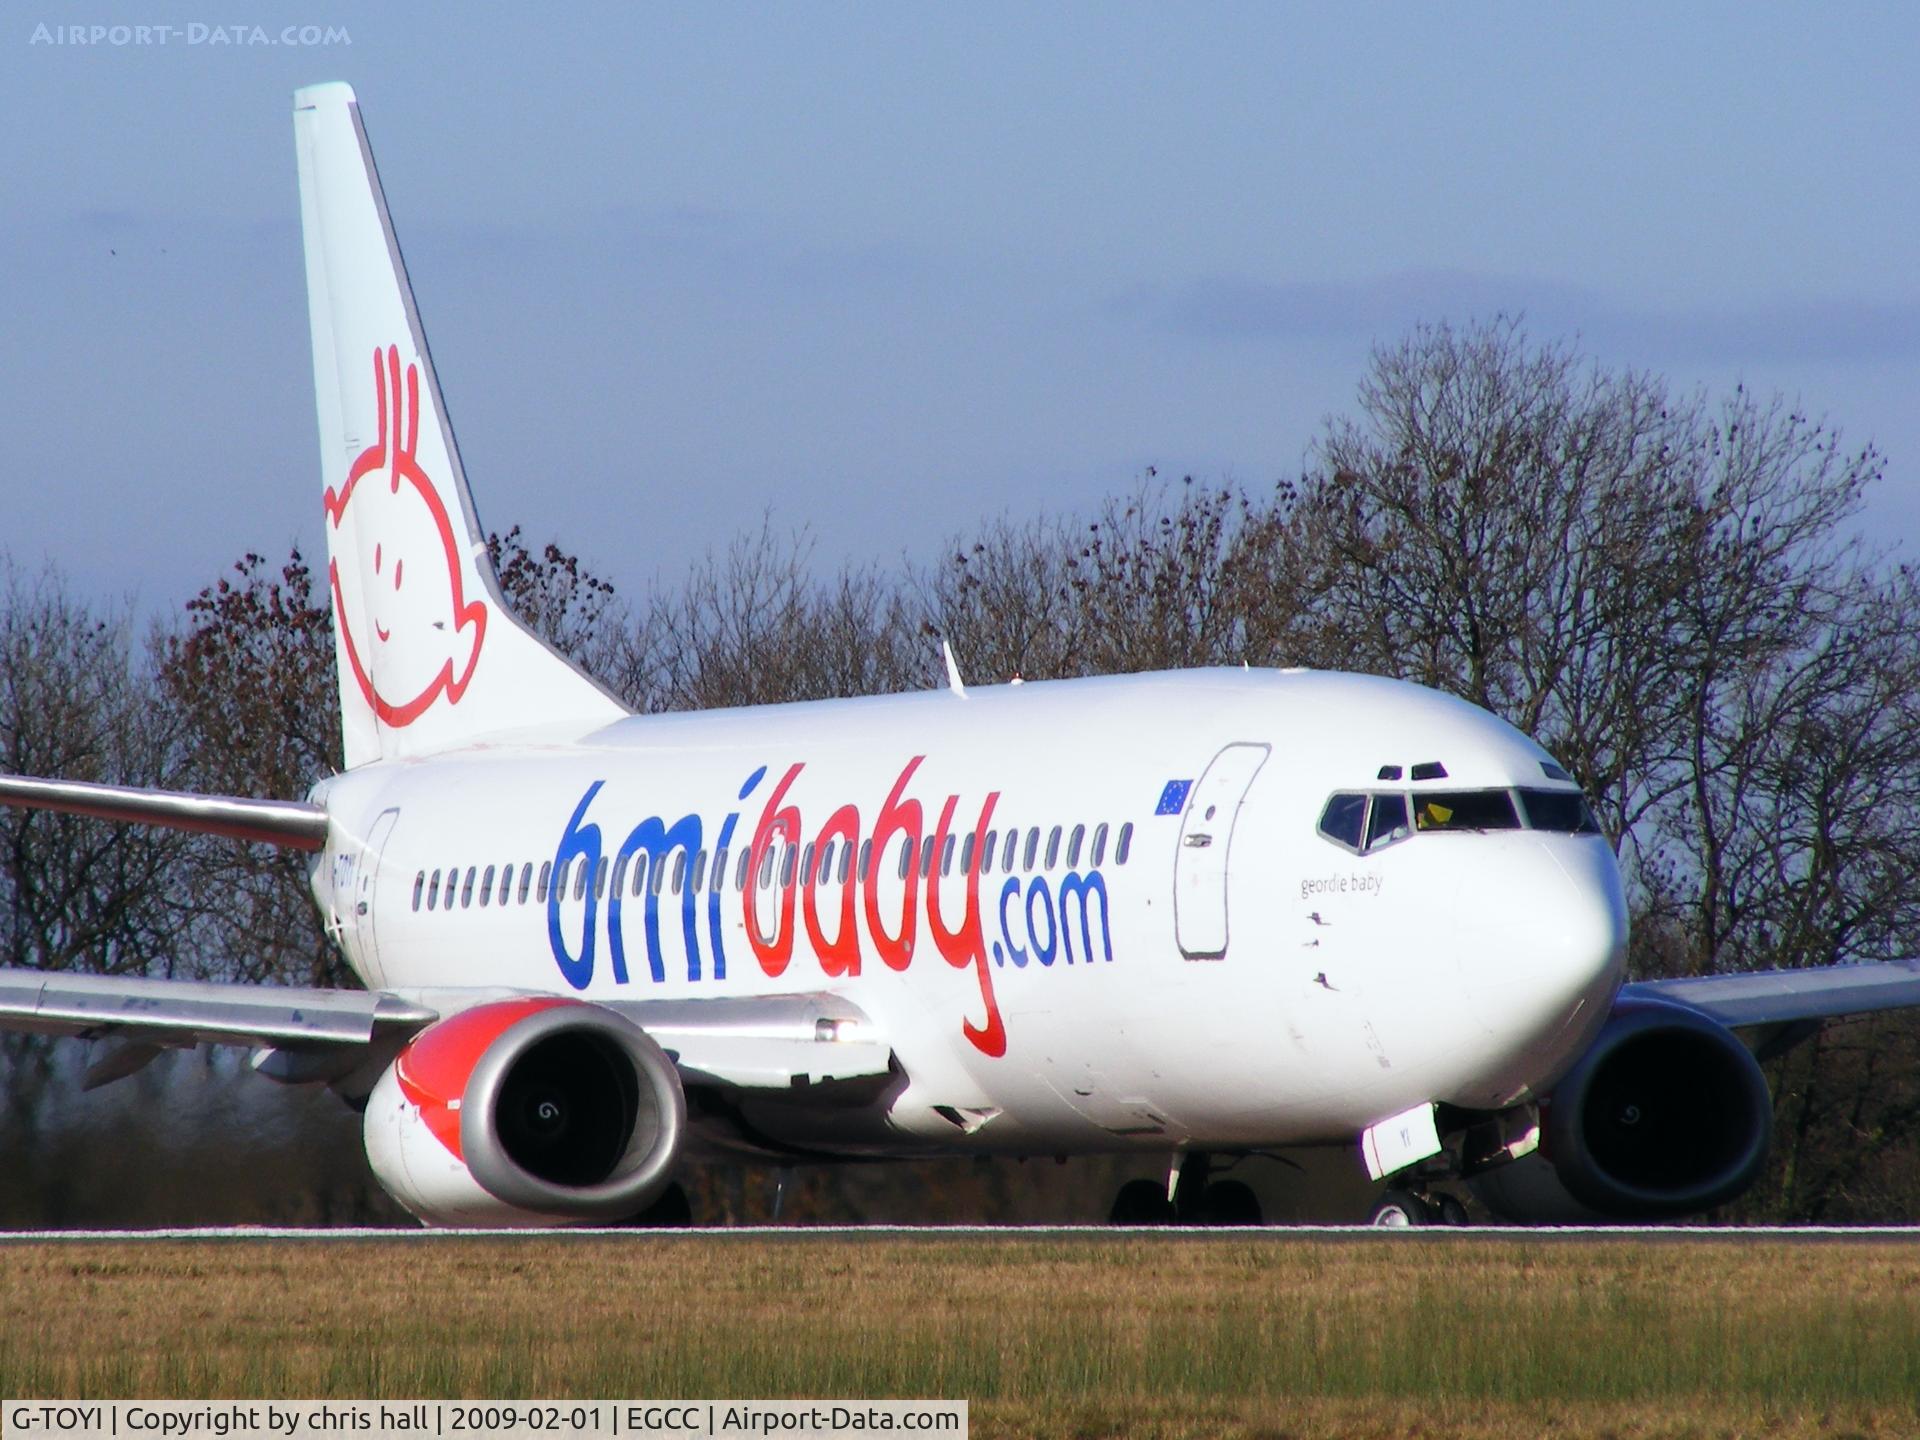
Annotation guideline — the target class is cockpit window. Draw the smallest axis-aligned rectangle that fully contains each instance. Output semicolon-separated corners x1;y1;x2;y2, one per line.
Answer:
1518;788;1601;834
1318;784;1595;854
1317;793;1367;850
1365;792;1411;850
1414;790;1520;831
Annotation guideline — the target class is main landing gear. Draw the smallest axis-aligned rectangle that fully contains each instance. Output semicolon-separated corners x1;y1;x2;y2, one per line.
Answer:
1107;1154;1266;1227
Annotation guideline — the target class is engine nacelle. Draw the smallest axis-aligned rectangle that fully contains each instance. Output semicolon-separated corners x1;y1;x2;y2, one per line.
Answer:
1472;999;1773;1222
364;998;685;1226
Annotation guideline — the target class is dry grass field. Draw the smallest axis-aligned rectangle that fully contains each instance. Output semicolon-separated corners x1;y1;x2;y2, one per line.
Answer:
2;1234;1918;1439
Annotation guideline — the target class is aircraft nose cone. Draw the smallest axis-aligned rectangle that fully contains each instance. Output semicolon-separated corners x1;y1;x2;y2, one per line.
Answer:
1457;835;1628;1103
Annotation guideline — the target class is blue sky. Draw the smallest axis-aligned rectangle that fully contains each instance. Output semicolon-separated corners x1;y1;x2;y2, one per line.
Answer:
4;4;1917;610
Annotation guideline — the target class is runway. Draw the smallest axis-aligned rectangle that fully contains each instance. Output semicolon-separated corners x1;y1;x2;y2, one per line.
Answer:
4;1223;1918;1242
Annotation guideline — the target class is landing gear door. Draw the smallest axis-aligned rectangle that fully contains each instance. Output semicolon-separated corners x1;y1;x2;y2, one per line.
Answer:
1174;742;1270;959
349;807;401;989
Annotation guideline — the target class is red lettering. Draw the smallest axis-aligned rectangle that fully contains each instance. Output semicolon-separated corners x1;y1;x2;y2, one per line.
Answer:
745;762;804;977
803;803;862;977
926;790;1005;1058
862;757;924;972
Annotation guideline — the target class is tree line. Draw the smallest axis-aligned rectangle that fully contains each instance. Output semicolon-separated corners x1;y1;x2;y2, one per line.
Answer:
4;316;1917;1223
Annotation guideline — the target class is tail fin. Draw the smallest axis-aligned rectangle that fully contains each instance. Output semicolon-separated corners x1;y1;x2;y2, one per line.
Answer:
293;82;627;769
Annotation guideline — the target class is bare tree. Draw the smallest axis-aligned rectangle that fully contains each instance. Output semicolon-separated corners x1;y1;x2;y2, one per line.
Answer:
154;549;344;986
0;562;183;978
626;518;925;711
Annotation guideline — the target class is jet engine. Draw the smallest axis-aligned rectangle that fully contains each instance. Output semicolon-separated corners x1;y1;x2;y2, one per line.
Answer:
1471;998;1773;1222
363;997;685;1226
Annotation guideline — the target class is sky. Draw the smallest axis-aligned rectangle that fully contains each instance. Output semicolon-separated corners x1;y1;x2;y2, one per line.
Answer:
4;4;1917;614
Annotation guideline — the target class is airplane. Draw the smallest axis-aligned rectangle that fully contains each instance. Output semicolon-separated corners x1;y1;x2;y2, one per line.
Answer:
4;81;1919;1228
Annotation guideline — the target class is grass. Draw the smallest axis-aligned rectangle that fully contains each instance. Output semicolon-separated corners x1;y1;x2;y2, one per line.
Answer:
2;1234;1918;1437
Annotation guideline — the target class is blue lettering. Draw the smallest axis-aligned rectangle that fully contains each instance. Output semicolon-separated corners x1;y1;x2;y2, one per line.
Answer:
1058;871;1113;964
610;812;704;983
1026;875;1057;966
548;782;604;990
708;812;740;981
997;876;1027;968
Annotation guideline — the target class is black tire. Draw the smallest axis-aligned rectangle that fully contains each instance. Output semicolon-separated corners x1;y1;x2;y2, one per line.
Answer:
1368;1188;1432;1227
1109;1178;1177;1225
1434;1193;1471;1227
1198;1179;1263;1226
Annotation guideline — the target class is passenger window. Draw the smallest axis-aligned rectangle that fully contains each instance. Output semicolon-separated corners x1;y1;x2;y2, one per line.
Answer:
595;857;609;899
838;844;852;883
412;872;425;911
801;842;817;886
941;834;956;876
1002;831;1018;873
479;864;495;907
781;845;798;888
818;840;835;884
654;854;670;895
673;852;686;894
920;836;936;878
464;866;479;908
572;858;587;901
897;838;912;881
961;833;976;873
517;865;532;905
1116;822;1134;865
427;869;441;911
1366;793;1411;851
692;849;708;893
859;839;872;882
611;854;630;899
1045;826;1062;869
712;847;728;892
631;854;649;897
1091;823;1108;867
759;847;775;889
982;830;997;874
736;848;751;892
1414;790;1521;831
1317;793;1367;851
1068;824;1085;868
1023;828;1039;872
537;860;551;903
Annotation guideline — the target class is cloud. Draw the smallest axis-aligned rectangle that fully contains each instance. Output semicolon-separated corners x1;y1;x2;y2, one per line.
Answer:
1119;269;1920;366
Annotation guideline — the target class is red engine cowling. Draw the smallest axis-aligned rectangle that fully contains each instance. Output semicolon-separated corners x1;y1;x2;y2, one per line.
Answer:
364;998;685;1226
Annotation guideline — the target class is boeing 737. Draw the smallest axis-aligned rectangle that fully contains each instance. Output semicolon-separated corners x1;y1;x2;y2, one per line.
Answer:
4;84;1919;1227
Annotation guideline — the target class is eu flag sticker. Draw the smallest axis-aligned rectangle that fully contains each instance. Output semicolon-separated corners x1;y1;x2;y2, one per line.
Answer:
1155;779;1193;816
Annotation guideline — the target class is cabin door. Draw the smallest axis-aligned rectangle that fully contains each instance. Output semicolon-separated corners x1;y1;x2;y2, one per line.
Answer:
1173;743;1270;959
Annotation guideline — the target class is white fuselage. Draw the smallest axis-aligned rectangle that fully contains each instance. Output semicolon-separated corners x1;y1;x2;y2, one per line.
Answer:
310;667;1628;1160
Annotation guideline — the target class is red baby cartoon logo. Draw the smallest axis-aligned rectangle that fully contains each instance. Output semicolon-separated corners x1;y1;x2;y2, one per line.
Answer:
324;345;487;727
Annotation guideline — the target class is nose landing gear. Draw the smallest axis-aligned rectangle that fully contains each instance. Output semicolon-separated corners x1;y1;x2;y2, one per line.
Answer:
1367;1187;1470;1227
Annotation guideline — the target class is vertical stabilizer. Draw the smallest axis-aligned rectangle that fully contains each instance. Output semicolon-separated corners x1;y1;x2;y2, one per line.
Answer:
293;83;627;768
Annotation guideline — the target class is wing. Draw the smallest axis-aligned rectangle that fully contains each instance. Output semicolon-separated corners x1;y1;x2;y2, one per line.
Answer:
1624;959;1920;1060
0;774;329;850
607;993;895;1096
0;965;893;1099
0;966;436;1088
